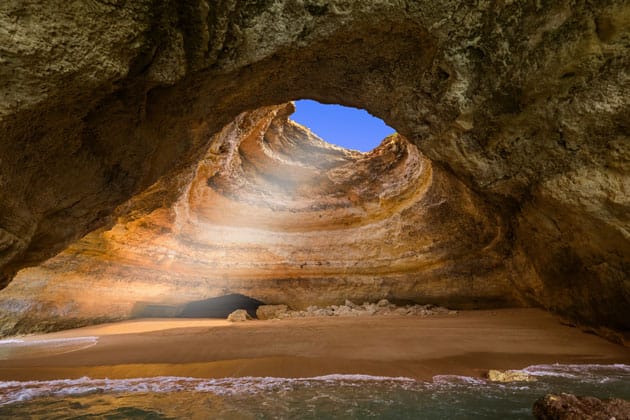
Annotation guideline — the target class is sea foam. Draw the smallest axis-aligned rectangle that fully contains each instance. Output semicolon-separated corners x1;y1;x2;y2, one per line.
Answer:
0;336;99;361
1;364;628;407
0;337;98;346
0;375;417;406
523;363;630;380
0;339;23;344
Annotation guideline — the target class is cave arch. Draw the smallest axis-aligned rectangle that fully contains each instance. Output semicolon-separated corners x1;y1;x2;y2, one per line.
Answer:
0;102;523;335
0;1;628;333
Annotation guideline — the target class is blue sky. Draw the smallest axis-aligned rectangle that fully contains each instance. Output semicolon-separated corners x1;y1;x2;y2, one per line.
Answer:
290;100;395;152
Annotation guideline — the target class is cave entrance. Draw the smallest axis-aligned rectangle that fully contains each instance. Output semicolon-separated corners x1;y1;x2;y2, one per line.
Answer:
131;294;264;319
290;99;395;153
0;100;517;336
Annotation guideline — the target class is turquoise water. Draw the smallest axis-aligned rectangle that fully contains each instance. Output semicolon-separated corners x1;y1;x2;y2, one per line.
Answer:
0;365;628;419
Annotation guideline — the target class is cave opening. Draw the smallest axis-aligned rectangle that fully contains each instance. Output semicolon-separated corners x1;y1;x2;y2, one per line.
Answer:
131;294;264;319
289;99;395;153
1;3;629;416
0;101;518;334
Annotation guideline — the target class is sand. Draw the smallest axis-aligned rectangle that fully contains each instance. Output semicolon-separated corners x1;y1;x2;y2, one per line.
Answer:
0;308;628;381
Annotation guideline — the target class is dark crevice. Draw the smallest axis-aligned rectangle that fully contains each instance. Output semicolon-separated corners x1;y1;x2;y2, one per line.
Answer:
131;293;265;319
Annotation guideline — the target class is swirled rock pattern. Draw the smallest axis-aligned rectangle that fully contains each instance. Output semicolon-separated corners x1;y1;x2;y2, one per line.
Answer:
0;1;628;333
0;104;531;334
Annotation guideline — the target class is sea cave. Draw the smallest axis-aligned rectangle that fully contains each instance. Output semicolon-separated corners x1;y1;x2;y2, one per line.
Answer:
0;1;628;417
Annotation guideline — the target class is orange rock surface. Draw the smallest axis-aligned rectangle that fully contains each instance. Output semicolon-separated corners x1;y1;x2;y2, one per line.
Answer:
0;104;535;334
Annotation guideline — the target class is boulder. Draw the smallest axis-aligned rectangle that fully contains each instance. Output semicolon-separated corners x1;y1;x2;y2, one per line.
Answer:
533;393;630;420
344;300;358;309
227;309;252;322
256;305;288;320
487;370;536;382
376;299;391;308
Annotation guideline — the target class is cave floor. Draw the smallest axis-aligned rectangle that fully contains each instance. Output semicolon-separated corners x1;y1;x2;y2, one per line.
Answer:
0;309;628;381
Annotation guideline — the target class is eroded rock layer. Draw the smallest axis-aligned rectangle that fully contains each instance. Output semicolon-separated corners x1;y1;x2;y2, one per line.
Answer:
0;1;628;332
0;104;530;334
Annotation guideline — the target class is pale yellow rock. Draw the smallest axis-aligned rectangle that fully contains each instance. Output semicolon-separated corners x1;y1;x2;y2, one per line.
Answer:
487;370;536;382
227;310;252;322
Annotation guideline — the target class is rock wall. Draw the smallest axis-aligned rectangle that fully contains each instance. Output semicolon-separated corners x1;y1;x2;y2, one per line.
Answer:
0;1;628;332
0;104;532;334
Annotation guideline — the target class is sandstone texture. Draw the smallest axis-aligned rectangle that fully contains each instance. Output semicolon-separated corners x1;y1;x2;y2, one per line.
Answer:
227;309;251;322
533;393;630;420
256;305;289;321
0;105;521;334
0;1;628;333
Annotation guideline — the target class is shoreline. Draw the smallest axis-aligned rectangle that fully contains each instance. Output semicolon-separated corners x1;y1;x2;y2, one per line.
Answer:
0;309;628;382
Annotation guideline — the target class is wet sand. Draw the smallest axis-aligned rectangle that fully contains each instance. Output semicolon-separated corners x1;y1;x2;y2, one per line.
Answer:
0;308;628;381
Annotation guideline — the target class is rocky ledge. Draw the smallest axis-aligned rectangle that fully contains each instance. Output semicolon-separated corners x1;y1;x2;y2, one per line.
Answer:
533;393;630;420
255;300;457;321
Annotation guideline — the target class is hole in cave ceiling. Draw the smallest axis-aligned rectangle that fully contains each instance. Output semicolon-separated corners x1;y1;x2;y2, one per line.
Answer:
290;99;395;153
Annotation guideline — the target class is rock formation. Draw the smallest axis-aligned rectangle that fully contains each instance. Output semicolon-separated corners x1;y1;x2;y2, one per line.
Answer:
0;104;527;334
255;300;457;320
0;1;628;333
533;393;630;420
256;305;289;321
227;309;252;322
487;370;536;383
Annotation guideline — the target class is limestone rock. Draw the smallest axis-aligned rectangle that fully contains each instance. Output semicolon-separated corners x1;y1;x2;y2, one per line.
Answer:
344;300;358;309
533;393;630;420
377;299;390;308
227;309;252;322
487;370;536;383
0;106;523;335
256;305;288;320
262;301;452;320
0;0;627;334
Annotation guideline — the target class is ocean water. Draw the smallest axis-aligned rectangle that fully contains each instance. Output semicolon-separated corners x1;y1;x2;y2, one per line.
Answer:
0;364;628;419
0;337;98;360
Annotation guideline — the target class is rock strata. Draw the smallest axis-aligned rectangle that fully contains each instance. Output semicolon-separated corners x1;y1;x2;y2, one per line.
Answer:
0;105;519;335
0;1;628;334
533;393;630;420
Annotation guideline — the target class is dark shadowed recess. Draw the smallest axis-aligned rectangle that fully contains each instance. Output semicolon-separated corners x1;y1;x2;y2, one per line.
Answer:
131;294;264;319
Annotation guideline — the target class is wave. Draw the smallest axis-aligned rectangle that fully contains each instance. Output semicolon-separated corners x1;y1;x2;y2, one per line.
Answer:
306;374;415;382
523;363;630;380
0;336;99;361
0;337;98;346
1;364;628;407
0;339;24;344
432;375;486;385
0;375;417;406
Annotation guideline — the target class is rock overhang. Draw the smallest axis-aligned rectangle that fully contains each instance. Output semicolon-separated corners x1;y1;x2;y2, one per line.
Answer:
0;0;627;334
1;102;531;335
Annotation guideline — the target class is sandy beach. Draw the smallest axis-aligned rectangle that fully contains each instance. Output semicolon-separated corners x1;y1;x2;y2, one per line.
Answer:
0;308;628;382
